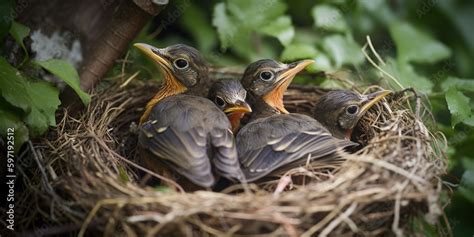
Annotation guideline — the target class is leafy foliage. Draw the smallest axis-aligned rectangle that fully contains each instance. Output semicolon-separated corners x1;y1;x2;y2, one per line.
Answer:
36;59;91;105
389;22;451;64
0;58;60;147
9;21;30;55
260;16;294;46
311;4;347;33
0;103;29;153
445;88;471;127
442;77;474;92
212;0;290;60
0;20;89;152
382;58;434;93
280;43;317;61
321;34;364;68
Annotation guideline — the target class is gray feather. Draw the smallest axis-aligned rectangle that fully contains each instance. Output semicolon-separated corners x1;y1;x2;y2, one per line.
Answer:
237;113;357;181
138;94;243;187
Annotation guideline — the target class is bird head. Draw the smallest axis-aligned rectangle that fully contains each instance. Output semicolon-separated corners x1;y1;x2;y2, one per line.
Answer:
313;90;391;140
208;79;252;133
134;43;208;90
135;43;209;123
241;59;314;114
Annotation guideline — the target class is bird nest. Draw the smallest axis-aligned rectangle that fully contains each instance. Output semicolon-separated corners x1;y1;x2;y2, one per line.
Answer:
16;79;447;236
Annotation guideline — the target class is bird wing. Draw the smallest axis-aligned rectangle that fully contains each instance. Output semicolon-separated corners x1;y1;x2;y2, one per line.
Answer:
139;120;215;187
210;128;245;183
237;114;357;181
138;95;243;187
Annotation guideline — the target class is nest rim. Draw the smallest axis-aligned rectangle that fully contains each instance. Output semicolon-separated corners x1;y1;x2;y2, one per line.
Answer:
15;80;447;236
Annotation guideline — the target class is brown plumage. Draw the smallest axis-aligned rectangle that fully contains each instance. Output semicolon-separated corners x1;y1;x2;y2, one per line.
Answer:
237;59;357;181
313;90;391;140
136;43;211;124
207;79;252;133
135;43;244;189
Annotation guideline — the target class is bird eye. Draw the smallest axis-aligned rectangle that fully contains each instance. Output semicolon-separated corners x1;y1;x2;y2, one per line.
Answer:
259;71;274;81
173;58;189;69
214;96;226;108
346;105;359;115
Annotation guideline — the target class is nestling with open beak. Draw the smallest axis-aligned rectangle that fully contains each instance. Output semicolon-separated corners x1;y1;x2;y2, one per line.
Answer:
208;79;252;133
134;43;244;189
237;59;357;181
313;90;391;140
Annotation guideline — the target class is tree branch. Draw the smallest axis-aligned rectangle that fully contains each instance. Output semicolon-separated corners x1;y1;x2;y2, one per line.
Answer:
79;0;168;91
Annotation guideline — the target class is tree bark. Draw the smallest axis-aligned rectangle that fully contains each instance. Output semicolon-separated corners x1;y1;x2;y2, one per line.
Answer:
80;0;167;91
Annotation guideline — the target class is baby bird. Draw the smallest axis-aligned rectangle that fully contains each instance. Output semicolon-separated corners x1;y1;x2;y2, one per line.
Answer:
237;59;357;181
313;90;391;140
135;43;244;189
208;79;252;133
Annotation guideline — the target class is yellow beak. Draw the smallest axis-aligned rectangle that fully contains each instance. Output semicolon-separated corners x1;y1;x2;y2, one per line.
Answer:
359;90;391;116
276;59;315;84
134;43;173;70
224;100;252;114
264;59;315;114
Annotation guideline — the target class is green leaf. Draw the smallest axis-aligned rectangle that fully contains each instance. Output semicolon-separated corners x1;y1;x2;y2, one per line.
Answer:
281;43;318;61
212;0;287;50
459;158;474;203
281;44;331;71
292;29;323;45
213;3;238;50
382;59;434;93
226;0;286;27
445;88;471;128
178;1;217;52
310;52;332;72
320;78;346;89
322;34;365;68
23;81;61;136
441;77;474;92
389;22;451;64
312;4;348;33
0;57;61;137
0;60;35;112
0;106;29;153
464;116;474;126
211;0;288;60
0;0;15;41
261;16;294;46
358;0;396;25
9;21;30;54
35;59;90;105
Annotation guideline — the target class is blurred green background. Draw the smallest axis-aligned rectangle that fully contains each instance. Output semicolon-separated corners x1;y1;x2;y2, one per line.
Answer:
1;0;474;235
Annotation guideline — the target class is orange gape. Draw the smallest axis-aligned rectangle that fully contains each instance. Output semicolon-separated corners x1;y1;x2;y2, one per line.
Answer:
140;76;187;124
262;78;291;114
228;111;245;133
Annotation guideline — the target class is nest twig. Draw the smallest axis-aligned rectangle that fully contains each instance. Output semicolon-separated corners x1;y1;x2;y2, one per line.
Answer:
13;79;446;236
